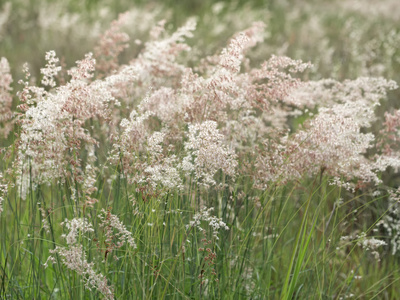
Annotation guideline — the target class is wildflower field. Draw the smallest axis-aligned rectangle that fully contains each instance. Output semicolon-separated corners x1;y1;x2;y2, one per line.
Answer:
1;0;400;299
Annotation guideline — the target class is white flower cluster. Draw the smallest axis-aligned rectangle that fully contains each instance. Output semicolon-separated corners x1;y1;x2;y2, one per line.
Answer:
187;207;229;240
98;209;136;249
143;156;183;190
49;245;114;300
40;50;61;88
256;77;398;189
60;217;94;245
0;172;7;214
356;232;387;261
0;56;13;137
376;188;400;255
45;217;114;299
184;120;237;187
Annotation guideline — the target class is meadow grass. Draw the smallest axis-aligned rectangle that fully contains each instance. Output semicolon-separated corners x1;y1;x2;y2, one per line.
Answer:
1;0;400;299
1;167;397;299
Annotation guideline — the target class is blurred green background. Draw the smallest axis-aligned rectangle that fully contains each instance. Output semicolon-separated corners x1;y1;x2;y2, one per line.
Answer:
1;0;399;83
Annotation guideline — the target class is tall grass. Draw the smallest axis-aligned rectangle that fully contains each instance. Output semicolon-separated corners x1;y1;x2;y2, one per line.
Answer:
2;173;398;299
1;0;400;299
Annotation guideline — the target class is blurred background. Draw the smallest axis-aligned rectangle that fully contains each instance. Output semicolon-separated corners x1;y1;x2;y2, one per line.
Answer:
1;0;399;84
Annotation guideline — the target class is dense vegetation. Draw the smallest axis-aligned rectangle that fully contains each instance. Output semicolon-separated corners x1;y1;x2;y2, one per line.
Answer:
1;0;400;299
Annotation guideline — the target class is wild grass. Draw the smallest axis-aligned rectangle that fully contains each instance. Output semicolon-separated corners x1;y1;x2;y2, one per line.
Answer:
2;174;397;299
1;0;400;299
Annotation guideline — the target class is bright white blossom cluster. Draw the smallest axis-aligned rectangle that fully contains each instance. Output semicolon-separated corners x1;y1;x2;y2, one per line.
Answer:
40;50;61;88
187;207;229;240
184;121;237;187
14;50;136;198
356;232;387;261
285;77;398;110
60;217;94;245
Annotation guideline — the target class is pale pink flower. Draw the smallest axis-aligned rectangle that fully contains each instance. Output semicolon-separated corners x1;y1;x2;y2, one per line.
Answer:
0;57;13;137
94;12;130;76
50;245;114;300
98;208;136;249
184;120;237;187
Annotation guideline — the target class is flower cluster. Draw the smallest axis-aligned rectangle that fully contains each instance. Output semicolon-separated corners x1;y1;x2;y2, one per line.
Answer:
376;187;400;254
356;232;387;261
40;50;62;88
98;208;137;252
94;12;130;76
256;77;398;189
376;109;400;172
0;172;7;214
49;245;114;300
184;121;237;187
0;57;13;137
187;207;229;240
45;217;114;299
14;51;135;199
60;217;94;245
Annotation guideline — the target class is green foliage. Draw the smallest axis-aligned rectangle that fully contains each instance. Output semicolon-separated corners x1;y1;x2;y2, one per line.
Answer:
1;0;400;299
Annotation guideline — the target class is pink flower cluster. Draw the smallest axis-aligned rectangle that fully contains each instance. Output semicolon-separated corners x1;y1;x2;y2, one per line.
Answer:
9;14;399;198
